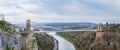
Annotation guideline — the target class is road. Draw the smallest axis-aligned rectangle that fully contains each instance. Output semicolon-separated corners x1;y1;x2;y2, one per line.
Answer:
47;32;75;50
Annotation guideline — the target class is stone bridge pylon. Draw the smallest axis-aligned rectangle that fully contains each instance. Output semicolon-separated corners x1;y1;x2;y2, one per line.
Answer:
96;23;105;38
20;19;38;50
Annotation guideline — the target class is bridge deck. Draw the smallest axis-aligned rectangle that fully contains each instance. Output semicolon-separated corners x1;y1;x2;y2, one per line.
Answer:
33;29;97;33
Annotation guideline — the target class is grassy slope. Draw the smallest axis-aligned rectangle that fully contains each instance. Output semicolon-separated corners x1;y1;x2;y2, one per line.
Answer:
34;33;54;50
57;31;96;50
0;20;12;32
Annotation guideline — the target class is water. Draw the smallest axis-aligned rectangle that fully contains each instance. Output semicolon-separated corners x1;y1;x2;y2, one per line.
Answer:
47;32;75;50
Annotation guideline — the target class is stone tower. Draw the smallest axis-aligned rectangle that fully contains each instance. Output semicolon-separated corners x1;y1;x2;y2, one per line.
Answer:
96;23;105;37
26;19;31;32
20;19;38;50
98;23;103;31
90;23;105;50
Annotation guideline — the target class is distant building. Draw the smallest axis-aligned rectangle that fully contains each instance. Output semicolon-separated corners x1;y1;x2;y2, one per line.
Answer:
15;27;25;32
15;28;20;32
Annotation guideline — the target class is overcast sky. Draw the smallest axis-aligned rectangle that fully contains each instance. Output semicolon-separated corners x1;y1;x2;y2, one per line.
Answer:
0;0;120;24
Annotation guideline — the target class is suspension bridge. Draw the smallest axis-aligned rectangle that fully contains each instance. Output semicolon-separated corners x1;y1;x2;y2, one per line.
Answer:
15;19;98;34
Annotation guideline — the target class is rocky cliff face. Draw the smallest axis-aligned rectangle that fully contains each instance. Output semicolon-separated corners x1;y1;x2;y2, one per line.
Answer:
20;32;38;50
90;32;120;50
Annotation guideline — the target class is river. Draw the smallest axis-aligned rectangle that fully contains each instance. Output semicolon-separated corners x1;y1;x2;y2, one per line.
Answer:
47;32;75;50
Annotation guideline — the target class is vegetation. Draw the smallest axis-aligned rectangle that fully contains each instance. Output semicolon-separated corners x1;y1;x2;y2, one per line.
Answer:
4;44;11;50
57;31;120;50
57;31;96;50
0;20;12;32
90;32;120;50
35;33;54;50
106;23;120;32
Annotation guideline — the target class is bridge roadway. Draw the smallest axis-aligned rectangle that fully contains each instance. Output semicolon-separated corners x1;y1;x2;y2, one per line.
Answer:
33;25;97;33
33;29;97;33
15;29;97;34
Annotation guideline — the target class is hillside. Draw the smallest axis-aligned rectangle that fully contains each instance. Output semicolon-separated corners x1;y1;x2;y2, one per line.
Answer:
57;31;120;50
34;33;54;50
57;31;96;50
0;20;12;32
56;23;120;50
90;32;120;50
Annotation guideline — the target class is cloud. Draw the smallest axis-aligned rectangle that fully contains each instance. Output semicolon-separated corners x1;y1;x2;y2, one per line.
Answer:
61;1;84;14
0;0;8;3
20;4;40;11
0;0;120;24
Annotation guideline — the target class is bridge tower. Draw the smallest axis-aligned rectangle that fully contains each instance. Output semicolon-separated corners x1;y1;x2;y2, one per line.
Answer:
20;19;38;50
96;23;105;37
90;23;105;49
20;19;31;50
98;23;103;31
26;19;31;32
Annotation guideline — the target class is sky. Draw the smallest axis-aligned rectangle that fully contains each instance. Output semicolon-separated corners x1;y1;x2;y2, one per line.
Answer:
0;0;120;24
